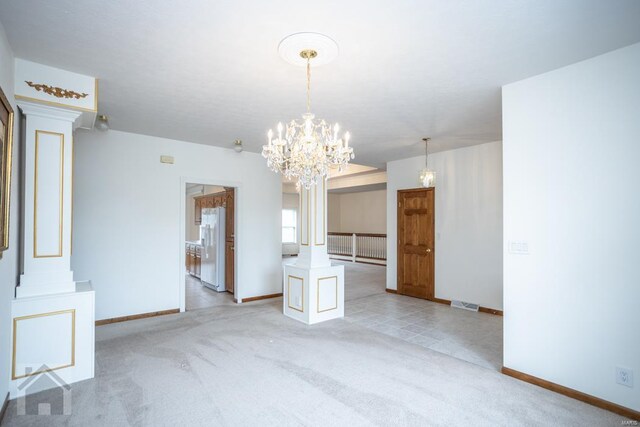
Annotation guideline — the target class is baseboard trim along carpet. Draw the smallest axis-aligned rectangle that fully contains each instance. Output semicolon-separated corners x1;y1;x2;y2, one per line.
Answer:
0;392;9;425
385;290;503;316
235;293;283;303
502;366;640;420
95;309;180;326
478;306;503;316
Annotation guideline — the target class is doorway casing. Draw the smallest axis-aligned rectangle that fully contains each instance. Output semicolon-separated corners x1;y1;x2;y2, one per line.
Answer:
179;177;241;311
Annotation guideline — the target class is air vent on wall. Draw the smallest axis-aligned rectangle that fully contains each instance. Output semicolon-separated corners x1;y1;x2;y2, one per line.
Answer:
451;300;479;312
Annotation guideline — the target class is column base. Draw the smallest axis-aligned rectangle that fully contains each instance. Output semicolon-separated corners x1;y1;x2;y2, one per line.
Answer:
10;281;95;399
283;263;344;325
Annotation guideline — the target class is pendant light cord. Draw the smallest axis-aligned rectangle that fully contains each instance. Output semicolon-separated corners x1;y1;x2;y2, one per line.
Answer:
424;138;430;168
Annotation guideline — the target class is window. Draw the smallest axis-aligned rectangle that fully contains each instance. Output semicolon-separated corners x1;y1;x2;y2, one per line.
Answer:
282;209;297;243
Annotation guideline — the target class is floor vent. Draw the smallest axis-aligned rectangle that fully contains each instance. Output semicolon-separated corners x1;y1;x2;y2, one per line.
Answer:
451;300;479;312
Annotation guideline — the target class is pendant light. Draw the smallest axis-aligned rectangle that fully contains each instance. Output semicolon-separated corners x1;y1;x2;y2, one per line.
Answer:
419;137;436;188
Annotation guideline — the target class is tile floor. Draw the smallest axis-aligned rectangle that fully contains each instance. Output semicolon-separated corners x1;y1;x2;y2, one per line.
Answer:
322;259;503;370
185;274;234;310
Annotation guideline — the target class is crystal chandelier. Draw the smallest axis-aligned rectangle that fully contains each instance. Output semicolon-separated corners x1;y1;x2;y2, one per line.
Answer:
262;49;354;189
419;137;436;188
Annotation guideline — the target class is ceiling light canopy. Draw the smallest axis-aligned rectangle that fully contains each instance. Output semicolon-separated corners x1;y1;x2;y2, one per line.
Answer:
95;114;109;131
262;33;353;189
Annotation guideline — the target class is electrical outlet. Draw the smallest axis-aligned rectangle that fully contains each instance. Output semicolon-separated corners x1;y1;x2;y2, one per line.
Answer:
616;367;634;388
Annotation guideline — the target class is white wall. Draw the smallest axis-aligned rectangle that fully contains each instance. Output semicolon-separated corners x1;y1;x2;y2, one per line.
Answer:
503;43;640;411
72;130;282;320
327;193;341;232
386;141;503;310
335;190;386;234
0;22;19;405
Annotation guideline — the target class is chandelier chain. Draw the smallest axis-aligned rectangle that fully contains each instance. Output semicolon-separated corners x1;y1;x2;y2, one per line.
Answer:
424;137;430;168
306;57;311;113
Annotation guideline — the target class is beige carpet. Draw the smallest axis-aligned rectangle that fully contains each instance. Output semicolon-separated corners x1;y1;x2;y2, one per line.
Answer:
3;263;626;426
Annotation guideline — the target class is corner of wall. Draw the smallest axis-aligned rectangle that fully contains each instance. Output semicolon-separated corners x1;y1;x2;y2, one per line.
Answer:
0;18;19;411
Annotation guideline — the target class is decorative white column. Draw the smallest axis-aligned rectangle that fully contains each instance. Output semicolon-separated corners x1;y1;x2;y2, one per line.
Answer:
10;60;96;398
284;177;344;324
17;102;79;297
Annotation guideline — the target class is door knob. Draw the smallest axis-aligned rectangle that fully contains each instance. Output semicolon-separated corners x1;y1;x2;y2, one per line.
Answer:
426;248;431;253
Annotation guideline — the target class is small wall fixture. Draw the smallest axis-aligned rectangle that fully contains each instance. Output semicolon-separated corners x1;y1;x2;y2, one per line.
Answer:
419;137;436;188
95;114;109;131
233;139;243;153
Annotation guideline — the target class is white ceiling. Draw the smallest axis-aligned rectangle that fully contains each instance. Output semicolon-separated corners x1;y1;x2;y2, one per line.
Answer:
2;0;640;167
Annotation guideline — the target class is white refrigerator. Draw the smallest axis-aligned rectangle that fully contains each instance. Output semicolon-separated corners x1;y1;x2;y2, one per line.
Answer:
199;207;226;292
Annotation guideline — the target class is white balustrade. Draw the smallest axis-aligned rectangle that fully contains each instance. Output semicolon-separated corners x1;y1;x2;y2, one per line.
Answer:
327;233;387;265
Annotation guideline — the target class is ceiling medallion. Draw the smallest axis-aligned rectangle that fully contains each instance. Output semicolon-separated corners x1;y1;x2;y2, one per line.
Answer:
262;33;353;190
25;81;89;100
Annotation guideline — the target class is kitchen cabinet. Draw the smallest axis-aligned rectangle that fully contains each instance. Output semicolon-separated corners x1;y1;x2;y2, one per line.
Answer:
194;191;226;225
186;243;201;278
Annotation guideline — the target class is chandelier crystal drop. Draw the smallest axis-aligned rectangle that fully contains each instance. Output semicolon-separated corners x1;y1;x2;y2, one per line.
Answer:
262;49;354;189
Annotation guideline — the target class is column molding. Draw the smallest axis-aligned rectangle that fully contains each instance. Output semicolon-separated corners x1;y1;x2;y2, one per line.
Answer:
16;100;81;298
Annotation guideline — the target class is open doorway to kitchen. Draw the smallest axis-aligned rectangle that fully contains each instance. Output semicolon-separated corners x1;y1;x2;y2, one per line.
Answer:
183;182;236;311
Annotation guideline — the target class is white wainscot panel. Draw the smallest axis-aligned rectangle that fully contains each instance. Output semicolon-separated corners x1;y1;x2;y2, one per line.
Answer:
287;275;304;312
317;276;338;313
13;310;74;379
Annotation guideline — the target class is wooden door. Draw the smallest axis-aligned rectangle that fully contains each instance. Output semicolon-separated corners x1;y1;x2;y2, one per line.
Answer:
225;241;234;293
195;198;202;224
397;188;435;300
225;188;234;241
224;188;235;293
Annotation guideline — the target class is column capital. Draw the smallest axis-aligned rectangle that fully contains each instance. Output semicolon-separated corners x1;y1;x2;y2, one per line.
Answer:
17;99;83;129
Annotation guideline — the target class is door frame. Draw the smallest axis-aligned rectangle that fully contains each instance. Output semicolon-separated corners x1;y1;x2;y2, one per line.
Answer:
179;176;241;312
397;187;435;300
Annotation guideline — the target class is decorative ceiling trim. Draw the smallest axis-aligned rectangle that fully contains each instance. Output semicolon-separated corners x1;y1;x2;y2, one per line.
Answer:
25;81;89;100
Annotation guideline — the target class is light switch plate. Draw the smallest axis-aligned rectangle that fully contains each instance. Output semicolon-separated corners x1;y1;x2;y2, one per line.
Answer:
508;241;529;254
160;155;174;164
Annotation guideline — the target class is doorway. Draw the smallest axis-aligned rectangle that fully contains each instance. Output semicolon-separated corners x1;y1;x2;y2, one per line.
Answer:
183;183;236;311
397;188;434;299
